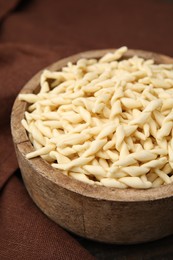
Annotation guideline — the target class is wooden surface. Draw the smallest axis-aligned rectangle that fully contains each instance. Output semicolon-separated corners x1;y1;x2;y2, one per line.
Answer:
11;49;173;244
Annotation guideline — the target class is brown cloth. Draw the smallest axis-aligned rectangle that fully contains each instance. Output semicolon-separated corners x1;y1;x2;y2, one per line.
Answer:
0;0;173;259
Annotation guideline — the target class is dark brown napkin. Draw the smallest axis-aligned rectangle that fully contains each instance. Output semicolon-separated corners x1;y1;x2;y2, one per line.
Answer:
1;0;173;259
1;0;173;56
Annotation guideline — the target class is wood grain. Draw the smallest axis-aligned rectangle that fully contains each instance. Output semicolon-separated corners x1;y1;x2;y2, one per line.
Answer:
11;49;173;244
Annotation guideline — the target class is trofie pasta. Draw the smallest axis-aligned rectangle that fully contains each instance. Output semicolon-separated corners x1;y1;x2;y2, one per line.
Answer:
19;47;173;189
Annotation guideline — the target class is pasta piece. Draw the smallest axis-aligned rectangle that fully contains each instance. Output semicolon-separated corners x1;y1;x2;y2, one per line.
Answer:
56;134;91;147
119;177;152;189
121;98;141;109
97;123;117;139
100;178;127;188
106;150;119;161
110;100;122;118
155;169;171;184
142;157;167;169
122;166;149;177
82;139;107;157
83;165;106;177
69;172;94;185
26;144;55;159
132;150;157;162
49;151;71;164
99;46;127;63
112;156;137;167
99;158;109;169
29;122;46;146
157;122;173;139
115;125;125;151
52;156;94;170
152;177;164;188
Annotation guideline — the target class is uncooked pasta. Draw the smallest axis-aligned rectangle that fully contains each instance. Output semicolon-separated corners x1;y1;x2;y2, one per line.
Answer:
19;47;173;189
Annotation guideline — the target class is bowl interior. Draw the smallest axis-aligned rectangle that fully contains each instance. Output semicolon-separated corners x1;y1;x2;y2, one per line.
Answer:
11;49;173;202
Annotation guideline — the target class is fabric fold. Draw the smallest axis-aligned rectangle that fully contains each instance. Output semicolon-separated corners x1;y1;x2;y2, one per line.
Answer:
0;0;21;21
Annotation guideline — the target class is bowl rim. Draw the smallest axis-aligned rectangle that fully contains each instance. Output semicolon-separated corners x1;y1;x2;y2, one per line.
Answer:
11;48;173;202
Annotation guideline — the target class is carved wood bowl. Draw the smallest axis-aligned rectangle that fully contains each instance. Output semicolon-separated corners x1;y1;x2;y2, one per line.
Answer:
11;49;173;244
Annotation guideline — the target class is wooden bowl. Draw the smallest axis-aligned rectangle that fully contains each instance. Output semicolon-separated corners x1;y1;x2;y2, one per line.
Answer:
11;49;173;244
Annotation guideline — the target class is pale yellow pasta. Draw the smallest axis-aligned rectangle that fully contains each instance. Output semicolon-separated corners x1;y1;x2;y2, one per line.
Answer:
83;126;101;136
100;178;127;188
91;158;100;166
83;165;106;177
143;124;150;138
21;119;30;132
70;123;89;134
134;143;144;152
111;156;137;167
162;163;172;174
132;150;157;162
157;121;173;139
49;151;71;164
96;150;110;160
149;148;167;156
82;139;107;157
42;111;61;120
19;46;173;189
19;93;40;103
115;125;125;151
69;172;94;184
56;133;91;147
32;139;43;150
134;130;146;141
99;158;109;170
52;156;94;170
163;110;173;123
35;120;52;138
97;123;117;139
110;100;122;118
56;147;76;156
161;99;173;111
26;144;55;159
130;111;151;126
122;166;149;177
148;118;158;138
73;142;90;153
156;138;168;150
142;157;167;168
152;177;164;188
43;120;63;128
103;139;116;151
119;177;152;189
153;111;164;126
106;150;119;161
125;136;135;151
155;169;171;184
119;142;129;159
143;138;154;150
140;174;148;183
70;167;88;175
99;46;128;63
111;86;124;103
29;122;46;146
107;170;127;179
77;106;91;123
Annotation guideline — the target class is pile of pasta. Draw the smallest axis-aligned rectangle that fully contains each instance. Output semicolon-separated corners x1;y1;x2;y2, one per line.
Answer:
19;46;173;189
